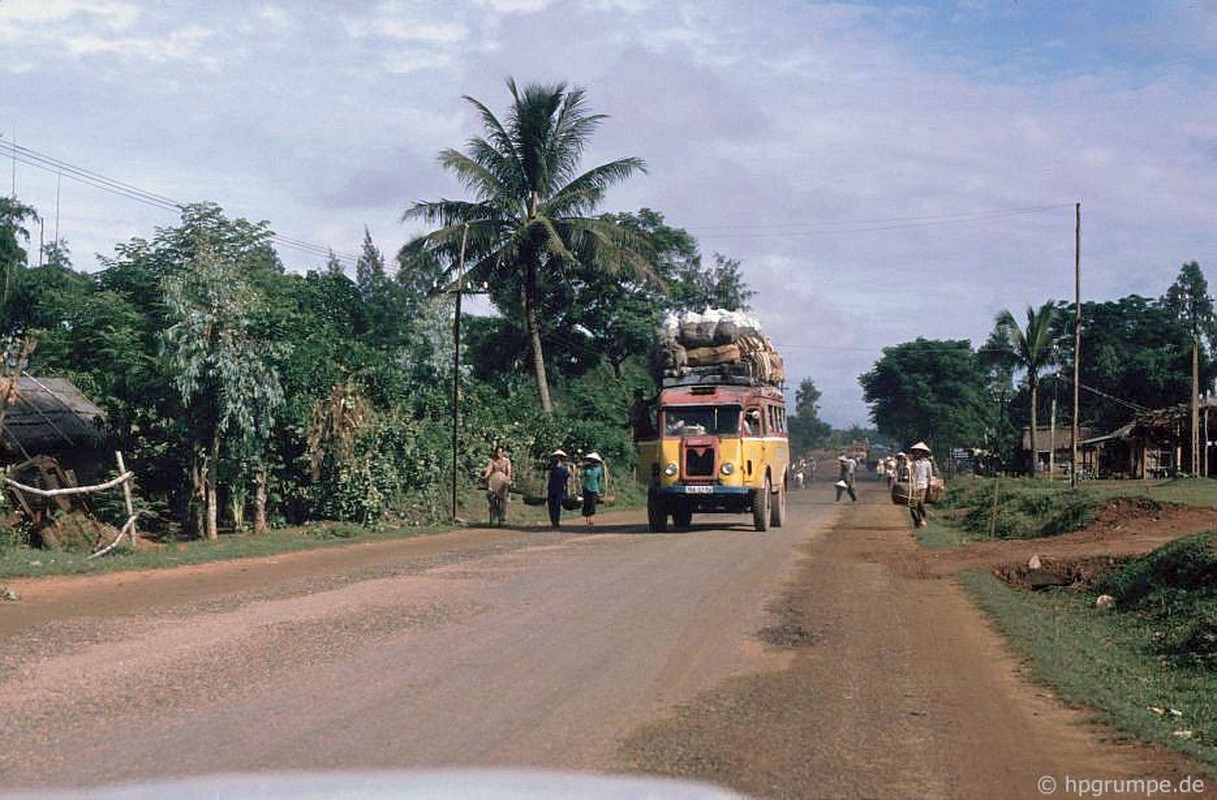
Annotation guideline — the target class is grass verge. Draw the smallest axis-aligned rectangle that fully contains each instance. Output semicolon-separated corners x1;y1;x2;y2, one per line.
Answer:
0;482;645;581
960;568;1217;773
938;475;1217;544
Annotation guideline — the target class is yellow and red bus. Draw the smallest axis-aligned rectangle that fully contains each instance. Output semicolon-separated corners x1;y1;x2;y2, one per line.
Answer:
636;379;789;532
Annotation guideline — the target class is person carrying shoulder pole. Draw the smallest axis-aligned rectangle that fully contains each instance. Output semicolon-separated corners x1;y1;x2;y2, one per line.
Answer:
909;441;933;528
546;449;571;529
580;451;606;525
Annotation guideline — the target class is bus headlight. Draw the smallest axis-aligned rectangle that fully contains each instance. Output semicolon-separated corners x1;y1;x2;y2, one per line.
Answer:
720;462;735;476
664;462;679;477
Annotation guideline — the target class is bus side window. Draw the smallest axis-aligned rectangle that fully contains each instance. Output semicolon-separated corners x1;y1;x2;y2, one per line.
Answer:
744;408;761;436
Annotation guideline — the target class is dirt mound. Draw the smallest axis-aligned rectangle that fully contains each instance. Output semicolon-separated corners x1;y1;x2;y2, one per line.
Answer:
1088;497;1217;537
993;555;1129;591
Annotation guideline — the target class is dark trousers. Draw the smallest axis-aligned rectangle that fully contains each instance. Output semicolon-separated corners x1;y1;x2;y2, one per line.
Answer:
835;483;857;502
910;489;928;526
582;491;599;517
547;494;564;527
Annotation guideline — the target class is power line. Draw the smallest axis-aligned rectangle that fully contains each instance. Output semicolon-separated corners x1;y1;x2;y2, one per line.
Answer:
0;140;360;264
689;203;1075;239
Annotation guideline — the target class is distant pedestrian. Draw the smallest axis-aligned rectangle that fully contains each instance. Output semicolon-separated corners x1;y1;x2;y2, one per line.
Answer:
546;449;571;529
835;453;857;502
580;451;606;525
908;442;934;528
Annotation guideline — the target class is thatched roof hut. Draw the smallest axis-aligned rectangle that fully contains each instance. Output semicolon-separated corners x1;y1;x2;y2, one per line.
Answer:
1;376;107;461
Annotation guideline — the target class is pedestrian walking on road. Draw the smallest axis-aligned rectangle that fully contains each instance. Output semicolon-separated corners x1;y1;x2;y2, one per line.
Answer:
835;453;857;502
580;451;606;525
909;442;934;528
546;449;571;529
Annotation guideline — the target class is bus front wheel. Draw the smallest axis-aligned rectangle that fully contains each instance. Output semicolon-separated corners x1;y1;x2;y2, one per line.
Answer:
647;491;668;533
753;478;771;532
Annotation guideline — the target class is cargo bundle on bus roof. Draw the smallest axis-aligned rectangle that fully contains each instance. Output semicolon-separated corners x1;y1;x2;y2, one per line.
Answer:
652;308;786;388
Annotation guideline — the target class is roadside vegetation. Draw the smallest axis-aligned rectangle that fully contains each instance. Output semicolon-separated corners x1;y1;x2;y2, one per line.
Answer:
923;475;1217;547
1;81;806;566
927;476;1217;769
964;549;1217;771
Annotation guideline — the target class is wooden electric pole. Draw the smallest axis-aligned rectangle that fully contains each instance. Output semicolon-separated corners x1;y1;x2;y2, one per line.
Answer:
1071;202;1081;489
451;223;469;522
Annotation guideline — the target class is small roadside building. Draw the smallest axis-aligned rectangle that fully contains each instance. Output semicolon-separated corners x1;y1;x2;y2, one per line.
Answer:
1079;397;1217;479
1021;425;1094;477
1;376;109;474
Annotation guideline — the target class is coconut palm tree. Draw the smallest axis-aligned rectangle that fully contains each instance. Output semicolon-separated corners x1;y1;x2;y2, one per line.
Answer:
993;301;1059;477
401;79;652;413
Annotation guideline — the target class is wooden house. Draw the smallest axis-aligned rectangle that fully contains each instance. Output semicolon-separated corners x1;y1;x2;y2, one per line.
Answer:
1079;398;1217;479
1;376;108;471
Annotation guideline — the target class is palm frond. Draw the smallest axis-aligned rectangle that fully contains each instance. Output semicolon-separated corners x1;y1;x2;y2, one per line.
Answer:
463;94;515;165
549;157;647;216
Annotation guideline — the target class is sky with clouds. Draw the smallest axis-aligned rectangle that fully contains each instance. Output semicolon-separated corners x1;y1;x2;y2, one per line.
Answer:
2;0;1216;427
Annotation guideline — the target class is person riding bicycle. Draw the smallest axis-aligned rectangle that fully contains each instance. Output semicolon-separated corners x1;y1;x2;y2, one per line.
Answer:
483;446;513;525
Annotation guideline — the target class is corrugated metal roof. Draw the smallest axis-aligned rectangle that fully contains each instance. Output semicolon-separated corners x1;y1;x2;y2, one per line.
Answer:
1;376;107;457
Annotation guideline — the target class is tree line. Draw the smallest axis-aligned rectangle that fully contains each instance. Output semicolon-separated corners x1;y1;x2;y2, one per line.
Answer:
859;262;1215;473
0;80;760;542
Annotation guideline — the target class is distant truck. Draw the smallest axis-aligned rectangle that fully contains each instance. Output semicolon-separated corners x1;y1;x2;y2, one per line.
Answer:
636;310;790;532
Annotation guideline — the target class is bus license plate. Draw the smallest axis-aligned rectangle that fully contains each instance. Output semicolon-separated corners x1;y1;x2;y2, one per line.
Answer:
684;485;713;493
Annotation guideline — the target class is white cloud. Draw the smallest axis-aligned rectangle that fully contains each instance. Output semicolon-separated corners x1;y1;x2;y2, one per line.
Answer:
0;0;137;28
382;50;454;74
253;5;294;32
63;24;214;63
477;0;555;13
342;6;468;44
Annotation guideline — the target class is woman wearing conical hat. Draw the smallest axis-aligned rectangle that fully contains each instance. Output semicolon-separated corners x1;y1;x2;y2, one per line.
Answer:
908;442;933;528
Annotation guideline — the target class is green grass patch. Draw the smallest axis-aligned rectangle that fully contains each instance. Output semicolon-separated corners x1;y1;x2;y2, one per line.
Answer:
1096;532;1217;671
914;519;967;550
962;567;1217;771
941;477;1099;540
935;475;1217;543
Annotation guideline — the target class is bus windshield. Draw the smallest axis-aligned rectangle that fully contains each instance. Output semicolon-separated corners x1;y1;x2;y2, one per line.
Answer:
661;405;742;437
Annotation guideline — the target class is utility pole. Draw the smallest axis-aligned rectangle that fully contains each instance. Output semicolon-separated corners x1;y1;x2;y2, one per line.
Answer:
450;224;469;522
1192;332;1200;476
1071;202;1081;489
1050;394;1057;480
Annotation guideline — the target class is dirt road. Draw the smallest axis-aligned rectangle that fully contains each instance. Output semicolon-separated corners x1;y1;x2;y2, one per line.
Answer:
0;479;1210;798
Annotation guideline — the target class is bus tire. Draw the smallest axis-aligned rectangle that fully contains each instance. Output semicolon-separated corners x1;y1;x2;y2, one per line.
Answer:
770;479;786;528
753;477;771;532
647;491;668;533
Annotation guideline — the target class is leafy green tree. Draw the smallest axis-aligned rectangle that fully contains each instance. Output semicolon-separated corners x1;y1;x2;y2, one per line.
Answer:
789;378;832;453
977;324;1021;467
859;338;988;455
671;253;756;312
355;228;411;349
401;79;653;413
1162;261;1215;473
992;301;1059;477
0;197;39;315
162;245;286;539
41;238;71;271
1050;295;1194;437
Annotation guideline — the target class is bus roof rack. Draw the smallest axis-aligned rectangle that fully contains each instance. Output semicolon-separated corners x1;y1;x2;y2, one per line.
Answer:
660;370;782;389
